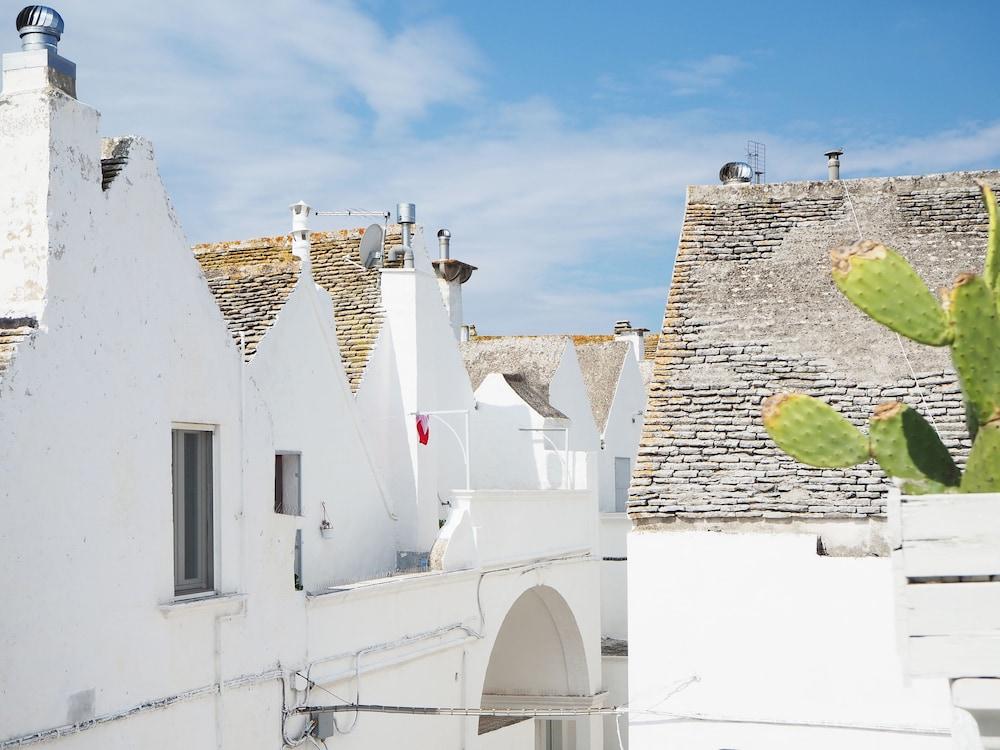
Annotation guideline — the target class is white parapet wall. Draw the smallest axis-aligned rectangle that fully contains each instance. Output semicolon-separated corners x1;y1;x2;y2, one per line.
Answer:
627;528;954;750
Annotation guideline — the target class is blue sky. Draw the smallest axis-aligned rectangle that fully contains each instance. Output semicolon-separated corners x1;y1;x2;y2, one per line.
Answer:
18;0;1000;334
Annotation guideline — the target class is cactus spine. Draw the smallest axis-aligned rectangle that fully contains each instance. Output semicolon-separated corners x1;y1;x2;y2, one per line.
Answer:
762;181;1000;495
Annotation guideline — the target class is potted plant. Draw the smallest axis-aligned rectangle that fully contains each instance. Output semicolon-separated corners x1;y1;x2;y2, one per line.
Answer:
761;181;1000;681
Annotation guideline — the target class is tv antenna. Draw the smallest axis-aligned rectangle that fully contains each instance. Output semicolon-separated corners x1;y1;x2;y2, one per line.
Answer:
746;140;766;184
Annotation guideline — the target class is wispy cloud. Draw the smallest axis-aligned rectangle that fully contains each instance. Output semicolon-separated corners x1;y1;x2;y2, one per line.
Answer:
34;3;1000;334
658;54;745;96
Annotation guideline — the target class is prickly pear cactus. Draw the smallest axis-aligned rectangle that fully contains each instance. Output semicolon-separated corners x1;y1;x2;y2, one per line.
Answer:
762;181;1000;495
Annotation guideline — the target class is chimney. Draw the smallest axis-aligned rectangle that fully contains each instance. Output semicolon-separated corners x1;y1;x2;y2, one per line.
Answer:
397;202;416;268
614;322;649;362
825;149;843;181
1;5;100;320
289;201;312;274
431;229;477;340
4;6;75;97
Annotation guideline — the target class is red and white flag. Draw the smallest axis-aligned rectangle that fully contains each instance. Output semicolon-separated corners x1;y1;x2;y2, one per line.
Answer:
415;414;431;445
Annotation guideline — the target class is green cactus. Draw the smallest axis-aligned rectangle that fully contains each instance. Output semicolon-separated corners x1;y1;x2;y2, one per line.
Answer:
831;240;952;346
980;181;1000;296
761;180;1000;496
868;401;960;494
961;415;1000;493
762;394;869;468
948;273;1000;434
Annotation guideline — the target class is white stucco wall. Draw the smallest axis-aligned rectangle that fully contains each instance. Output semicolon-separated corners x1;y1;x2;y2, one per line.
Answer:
627;529;954;750
246;273;397;588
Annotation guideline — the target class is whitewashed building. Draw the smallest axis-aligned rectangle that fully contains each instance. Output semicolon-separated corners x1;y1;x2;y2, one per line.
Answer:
0;9;616;749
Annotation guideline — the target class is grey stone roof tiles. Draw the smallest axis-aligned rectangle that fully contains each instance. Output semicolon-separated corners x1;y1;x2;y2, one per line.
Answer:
0;317;37;382
575;341;629;432
461;336;570;419
194;228;395;393
632;170;1000;523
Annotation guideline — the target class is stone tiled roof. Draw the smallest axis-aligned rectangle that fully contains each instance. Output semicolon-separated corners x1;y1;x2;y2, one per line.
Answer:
461;336;570;419
643;333;659;360
0;317;37;382
194;228;395;392
575;341;629;432
632;171;1000;523
601;636;628;656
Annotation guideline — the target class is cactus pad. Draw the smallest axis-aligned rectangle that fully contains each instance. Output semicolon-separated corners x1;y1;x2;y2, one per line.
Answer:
831;240;952;346
869;401;961;493
961;413;1000;493
978;180;1000;296
948;273;1000;432
762;394;869;468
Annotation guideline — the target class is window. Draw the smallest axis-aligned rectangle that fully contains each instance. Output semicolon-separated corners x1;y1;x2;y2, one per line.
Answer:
614;456;631;513
274;453;302;515
172;428;214;596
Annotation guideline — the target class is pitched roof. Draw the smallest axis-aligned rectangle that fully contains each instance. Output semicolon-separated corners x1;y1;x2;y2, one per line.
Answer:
575;340;629;432
193;228;394;393
632;170;999;523
0;317;37;383
460;336;569;419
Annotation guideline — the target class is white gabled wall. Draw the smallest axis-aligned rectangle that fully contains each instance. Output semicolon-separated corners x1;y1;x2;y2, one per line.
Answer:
247;273;397;588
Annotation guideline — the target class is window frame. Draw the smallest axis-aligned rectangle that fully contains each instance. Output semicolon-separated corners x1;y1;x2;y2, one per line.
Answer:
274;451;302;516
171;424;217;597
613;456;632;513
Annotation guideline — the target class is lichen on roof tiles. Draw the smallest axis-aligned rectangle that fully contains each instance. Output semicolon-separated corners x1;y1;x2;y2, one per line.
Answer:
575;340;629;432
193;227;395;393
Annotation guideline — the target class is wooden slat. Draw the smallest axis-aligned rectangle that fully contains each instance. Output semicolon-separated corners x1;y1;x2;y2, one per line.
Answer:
904;582;1000;636
900;494;1000;577
908;634;1000;678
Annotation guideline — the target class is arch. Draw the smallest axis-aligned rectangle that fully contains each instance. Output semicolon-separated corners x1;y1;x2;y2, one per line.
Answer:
482;584;590;698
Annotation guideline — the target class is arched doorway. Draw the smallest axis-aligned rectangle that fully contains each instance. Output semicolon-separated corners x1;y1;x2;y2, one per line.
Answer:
478;585;595;748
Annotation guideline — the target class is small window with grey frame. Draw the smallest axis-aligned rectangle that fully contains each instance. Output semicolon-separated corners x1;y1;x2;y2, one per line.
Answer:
172;428;215;596
274;452;301;516
614;456;631;513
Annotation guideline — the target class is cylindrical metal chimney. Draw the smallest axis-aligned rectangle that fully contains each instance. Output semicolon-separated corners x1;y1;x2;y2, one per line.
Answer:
396;202;415;268
825;149;843;181
437;229;451;260
16;5;63;51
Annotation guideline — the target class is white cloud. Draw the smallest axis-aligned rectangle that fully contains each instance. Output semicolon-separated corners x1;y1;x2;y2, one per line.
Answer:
20;3;1000;334
658;54;745;96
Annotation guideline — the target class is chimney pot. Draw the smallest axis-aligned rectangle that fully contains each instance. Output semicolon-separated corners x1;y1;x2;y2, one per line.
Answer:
825;149;843;181
16;5;63;51
437;228;451;260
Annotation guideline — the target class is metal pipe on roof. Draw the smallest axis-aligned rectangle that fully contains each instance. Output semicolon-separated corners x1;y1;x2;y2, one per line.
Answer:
437;228;451;260
825;149;844;181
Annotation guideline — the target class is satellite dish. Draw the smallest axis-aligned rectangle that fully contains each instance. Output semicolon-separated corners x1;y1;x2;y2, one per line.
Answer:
360;224;385;269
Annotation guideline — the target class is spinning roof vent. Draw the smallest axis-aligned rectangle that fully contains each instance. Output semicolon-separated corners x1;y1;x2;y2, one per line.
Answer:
16;5;63;51
719;161;753;185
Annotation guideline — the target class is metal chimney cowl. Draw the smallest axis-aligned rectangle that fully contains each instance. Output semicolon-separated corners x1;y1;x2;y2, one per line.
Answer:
16;5;63;51
719;161;753;185
6;6;76;98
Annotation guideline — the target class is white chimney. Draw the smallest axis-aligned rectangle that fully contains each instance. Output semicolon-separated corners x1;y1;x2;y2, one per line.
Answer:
431;229;477;340
614;321;648;362
1;5;100;320
290;200;312;275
